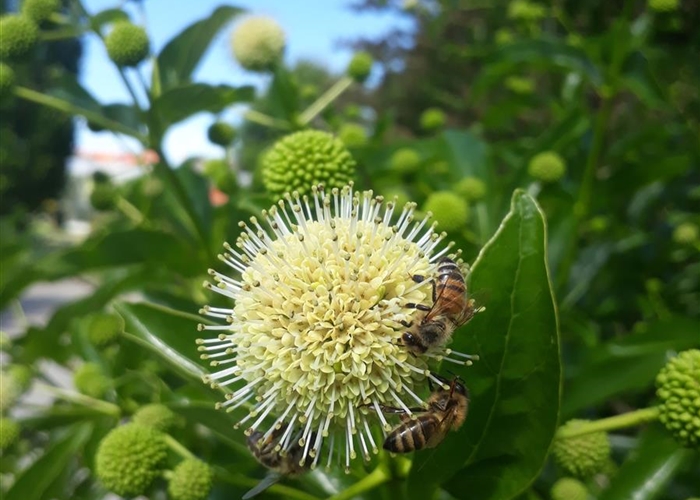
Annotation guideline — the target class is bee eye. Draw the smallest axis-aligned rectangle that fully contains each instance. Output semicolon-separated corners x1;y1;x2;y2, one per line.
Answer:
402;332;414;344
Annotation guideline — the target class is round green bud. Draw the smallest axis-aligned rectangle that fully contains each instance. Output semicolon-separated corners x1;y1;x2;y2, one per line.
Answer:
167;459;214;500
0;417;20;450
95;423;168;497
0;63;16;100
21;0;60;24
507;0;547;22
207;121;236;146
262;130;356;199
90;182;117;211
422;191;470;232
92;170;111;184
550;477;588;500
230;16;286;72
420;108;447;132
105;22;150;67
505;76;535;95
552;419;611;478
656;349;700;449
455;177;487;202
132;404;178;433
86;312;122;347
389;148;421;175
495;28;515;45
0;372;21;412
648;0;680;12
347;51;373;83
528;151;566;183
0;15;39;61
7;365;33;392
74;363;111;399
673;222;699;245
338;123;367;148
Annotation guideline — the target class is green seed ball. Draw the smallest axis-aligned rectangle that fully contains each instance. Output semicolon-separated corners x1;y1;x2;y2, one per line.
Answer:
420;108;447;132
86;312;123;347
673;222;699;245
0;15;39;61
0;63;16;101
167;459;214;500
389;148;421;175
648;0;680;12
262;130;356;200
552;419;611;478
132;404;179;433
338;123;367;148
455;177;486;202
207;122;236;146
105;22;150;67
21;0;60;24
95;423;168;497
347;51;373;83
551;477;588;500
422;191;470;232
0;417;20;450
656;349;700;449
528;151;566;183
90;182;117;211
74;363;111;399
230;16;286;72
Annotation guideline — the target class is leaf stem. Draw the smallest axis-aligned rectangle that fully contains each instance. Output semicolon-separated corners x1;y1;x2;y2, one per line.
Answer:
163;434;195;459
327;465;390;500
35;382;121;417
116;197;146;225
212;466;321;500
298;76;354;126
244;109;291;130
556;407;660;439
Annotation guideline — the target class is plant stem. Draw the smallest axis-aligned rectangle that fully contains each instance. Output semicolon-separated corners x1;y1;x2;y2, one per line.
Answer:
327;466;390;500
116;197;145;225
14;86;145;141
163;434;195;459
35;382;121;417
298;76;354;126
556;407;661;439
212;466;321;500
244;109;291;130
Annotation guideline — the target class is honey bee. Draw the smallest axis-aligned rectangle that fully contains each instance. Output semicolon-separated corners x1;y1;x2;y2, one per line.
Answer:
243;425;311;499
378;373;469;453
402;257;481;355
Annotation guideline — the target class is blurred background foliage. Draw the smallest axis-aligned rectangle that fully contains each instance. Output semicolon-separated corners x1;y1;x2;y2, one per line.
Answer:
0;0;699;499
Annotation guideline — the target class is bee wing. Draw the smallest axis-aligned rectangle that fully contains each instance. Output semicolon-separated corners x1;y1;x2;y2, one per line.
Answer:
242;472;283;500
423;276;451;322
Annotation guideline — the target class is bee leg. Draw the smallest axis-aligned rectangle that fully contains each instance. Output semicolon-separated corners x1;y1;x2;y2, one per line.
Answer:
405;302;431;312
376;404;426;415
399;319;413;327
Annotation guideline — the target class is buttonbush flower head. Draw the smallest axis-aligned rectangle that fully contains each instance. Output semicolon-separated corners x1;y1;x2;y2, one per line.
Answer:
0;15;39;61
74;362;111;399
230;16;286;72
550;477;588;500
347;51;373;83
420;108;447;132
86;311;123;347
95;423;168;497
132;404;179;433
389;148;421;175
552;419;611;478
422;191;470;232
0;417;20;450
673;222;699;245
167;458;214;500
656;349;700;449
0;63;16;101
262;130;356;200
105;22;150;67
338;123;367;148
648;0;679;12
208;121;236;147
199;184;476;472
528;151;566;183
21;0;60;24
455;177;487;202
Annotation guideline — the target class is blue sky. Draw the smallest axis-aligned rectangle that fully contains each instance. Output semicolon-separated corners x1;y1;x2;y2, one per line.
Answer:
78;0;411;164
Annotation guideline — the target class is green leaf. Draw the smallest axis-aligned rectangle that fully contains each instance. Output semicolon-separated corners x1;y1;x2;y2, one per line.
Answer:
5;424;92;500
154;83;255;127
407;191;561;500
157;6;244;90
102;103;142;132
599;424;694;500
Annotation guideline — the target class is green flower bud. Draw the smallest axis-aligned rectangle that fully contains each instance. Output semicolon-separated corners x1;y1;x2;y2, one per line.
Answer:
495;28;515;45
207;121;236;146
420;108;447;132
656;349;700;449
422;191;470;232
95;423;168;497
648;0;680;12
21;0;60;24
552;419;611;478
167;459;214;500
230;16;286;72
347;51;373;83
550;477;588;500
262;130;356;199
455;176;486;202
0;372;21;412
673;222;699;245
505;76;535;95
0;15;39;61
338;123;367;148
74;363;111;399
389;148;421;175
528;151;566;182
86;312;123;347
90;182;117;211
132;404;178;433
507;0;547;22
0;63;16;101
105;22;150;67
0;417;20;450
7;365;33;392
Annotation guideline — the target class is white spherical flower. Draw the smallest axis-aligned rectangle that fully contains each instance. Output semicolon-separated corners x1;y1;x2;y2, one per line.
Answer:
198;184;476;471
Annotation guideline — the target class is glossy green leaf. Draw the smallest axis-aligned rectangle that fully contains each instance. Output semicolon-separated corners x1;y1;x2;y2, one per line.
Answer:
154;83;255;127
5;424;92;500
599;424;694;500
157;6;244;90
407;190;561;500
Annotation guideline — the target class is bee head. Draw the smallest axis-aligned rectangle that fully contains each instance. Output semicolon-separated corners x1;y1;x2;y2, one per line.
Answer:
401;331;423;350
